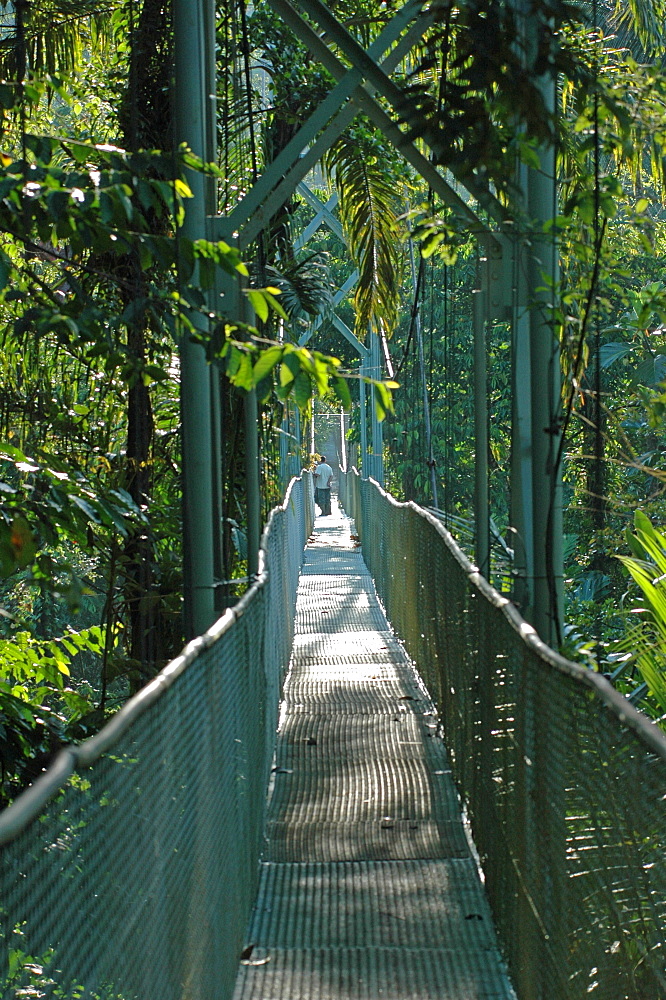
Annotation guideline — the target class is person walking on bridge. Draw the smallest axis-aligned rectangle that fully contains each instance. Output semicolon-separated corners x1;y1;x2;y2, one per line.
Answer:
313;455;333;515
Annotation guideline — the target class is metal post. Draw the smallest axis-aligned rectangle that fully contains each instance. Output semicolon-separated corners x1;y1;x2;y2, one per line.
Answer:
310;403;316;458
510;0;563;646
369;329;384;484
235;278;262;581
244;388;261;580
174;0;216;638
359;358;368;477
473;279;490;578
205;9;223;614
529;152;563;645
210;365;226;617
510;216;534;617
340;407;347;471
409;236;438;507
279;407;289;488
294;407;302;469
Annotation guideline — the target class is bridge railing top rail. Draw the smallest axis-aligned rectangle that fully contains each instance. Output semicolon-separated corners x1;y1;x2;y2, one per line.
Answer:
0;471;313;846
0;472;313;1000
339;466;666;1000
341;466;666;760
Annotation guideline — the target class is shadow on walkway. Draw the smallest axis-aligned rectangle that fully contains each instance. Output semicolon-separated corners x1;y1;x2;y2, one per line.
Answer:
233;498;515;999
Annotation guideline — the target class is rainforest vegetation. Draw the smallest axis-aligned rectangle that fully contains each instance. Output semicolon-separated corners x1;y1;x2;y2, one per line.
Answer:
2;0;666;807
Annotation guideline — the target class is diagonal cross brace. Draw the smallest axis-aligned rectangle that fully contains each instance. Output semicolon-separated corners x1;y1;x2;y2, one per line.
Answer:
296;185;344;242
213;0;429;247
291;0;508;227
292;184;365;355
294;191;341;251
299;272;364;351
300;311;367;358
273;0;500;247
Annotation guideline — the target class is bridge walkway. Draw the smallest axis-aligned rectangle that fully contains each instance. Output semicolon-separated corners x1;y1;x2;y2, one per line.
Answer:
233;498;515;1000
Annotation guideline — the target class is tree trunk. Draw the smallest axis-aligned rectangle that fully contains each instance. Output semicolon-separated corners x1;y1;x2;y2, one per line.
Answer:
119;0;173;688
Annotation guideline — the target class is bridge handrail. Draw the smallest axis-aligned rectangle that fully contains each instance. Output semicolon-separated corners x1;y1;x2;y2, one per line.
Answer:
339;467;666;1000
0;472;314;1000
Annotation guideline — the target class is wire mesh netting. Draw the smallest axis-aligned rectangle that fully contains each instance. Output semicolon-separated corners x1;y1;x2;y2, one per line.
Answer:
340;468;666;1000
0;474;314;1000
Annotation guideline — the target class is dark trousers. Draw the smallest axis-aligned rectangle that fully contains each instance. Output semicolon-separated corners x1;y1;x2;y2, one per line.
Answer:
315;487;331;514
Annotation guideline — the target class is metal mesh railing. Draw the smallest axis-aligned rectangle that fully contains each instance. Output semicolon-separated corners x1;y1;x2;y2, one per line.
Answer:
340;468;666;1000
0;473;314;1000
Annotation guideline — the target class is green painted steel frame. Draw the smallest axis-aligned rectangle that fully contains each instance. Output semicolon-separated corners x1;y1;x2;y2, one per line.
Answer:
213;0;427;247
293;184;373;475
175;0;563;644
175;0;218;638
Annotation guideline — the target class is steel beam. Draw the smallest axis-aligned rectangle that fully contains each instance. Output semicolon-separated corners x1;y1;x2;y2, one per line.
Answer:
528;158;563;646
409;236;438;507
291;0;508;227
279;405;291;487
294;193;339;251
473;279;490;578
509;207;534;616
293;184;367;355
340;407;348;470
296;186;343;241
244;386;261;579
272;0;497;245
299;304;366;358
331;314;368;358
299;268;364;356
359;359;368;475
368;328;384;484
174;0;216;639
215;0;426;247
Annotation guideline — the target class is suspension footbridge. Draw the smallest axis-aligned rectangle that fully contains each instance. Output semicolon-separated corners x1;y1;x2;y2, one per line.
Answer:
233;500;512;1000
2;471;665;1000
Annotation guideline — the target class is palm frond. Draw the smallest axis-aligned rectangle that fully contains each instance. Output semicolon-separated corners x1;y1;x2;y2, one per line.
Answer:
609;0;666;57
324;130;404;341
261;254;333;329
614;512;666;721
0;1;119;80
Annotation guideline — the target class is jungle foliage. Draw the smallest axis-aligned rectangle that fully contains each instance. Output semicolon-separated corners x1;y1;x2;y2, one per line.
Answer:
0;0;367;804
3;0;666;809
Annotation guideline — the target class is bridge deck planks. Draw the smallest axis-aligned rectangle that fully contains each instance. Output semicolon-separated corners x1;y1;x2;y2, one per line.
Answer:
233;499;514;1000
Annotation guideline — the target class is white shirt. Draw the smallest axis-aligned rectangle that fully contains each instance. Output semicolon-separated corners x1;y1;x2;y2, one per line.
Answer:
314;462;333;488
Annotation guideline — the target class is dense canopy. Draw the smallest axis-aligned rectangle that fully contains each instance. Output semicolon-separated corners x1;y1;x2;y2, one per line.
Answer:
2;0;666;807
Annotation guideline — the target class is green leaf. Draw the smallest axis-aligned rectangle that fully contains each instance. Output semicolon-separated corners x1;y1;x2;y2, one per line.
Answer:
246;289;269;323
229;351;254;391
518;142;541;171
0;84;15;109
0;528;15;577
262;291;288;321
324;132;403;339
280;352;300;387
9;516;36;570
0;248;13;290
69;495;101;524
372;380;394;420
625;525;645;560
252;345;283;383
174;178;192;200
293;369;312;408
332;376;352;410
631;355;666;387
599;342;631;368
137;238;152;270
